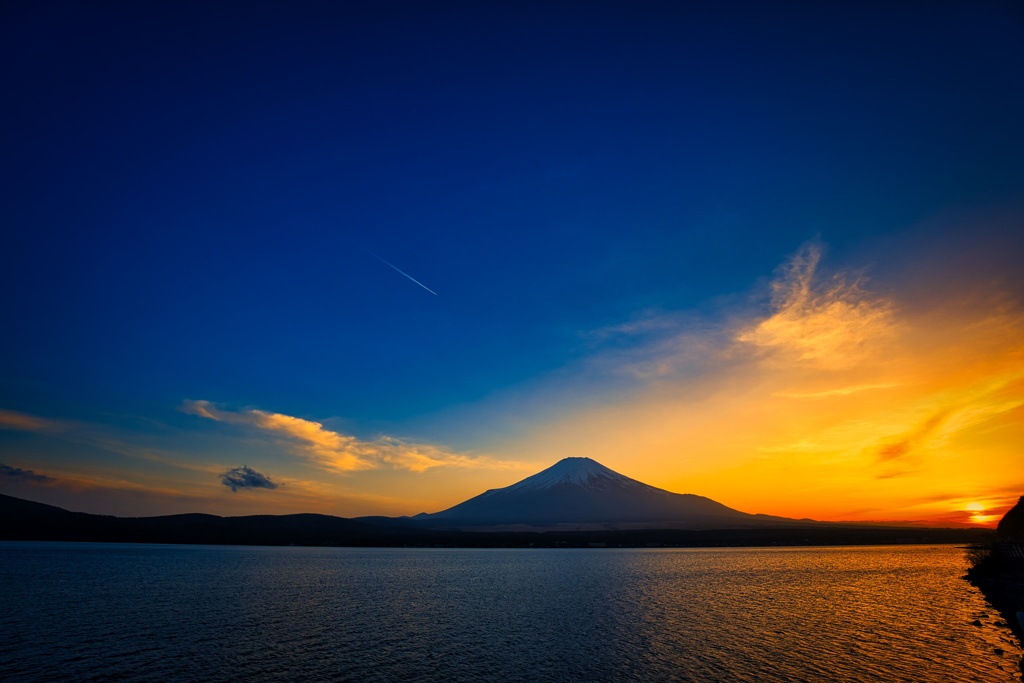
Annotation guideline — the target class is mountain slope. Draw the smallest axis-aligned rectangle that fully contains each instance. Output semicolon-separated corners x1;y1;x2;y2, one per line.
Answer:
419;457;793;529
997;495;1024;538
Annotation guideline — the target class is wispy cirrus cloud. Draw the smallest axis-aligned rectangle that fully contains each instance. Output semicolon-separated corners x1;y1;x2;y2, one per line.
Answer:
871;409;953;478
737;241;897;369
567;242;896;385
774;383;901;399
0;409;66;433
870;374;1024;472
182;400;522;474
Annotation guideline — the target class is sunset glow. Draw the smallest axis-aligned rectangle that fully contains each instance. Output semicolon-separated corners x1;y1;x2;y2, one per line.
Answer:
3;235;1020;526
1;2;1021;528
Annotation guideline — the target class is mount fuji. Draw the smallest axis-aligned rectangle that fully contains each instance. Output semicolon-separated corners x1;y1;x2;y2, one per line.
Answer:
416;457;798;530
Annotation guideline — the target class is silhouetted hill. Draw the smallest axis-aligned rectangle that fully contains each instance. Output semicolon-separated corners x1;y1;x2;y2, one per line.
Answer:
0;494;409;546
0;493;994;548
997;495;1024;539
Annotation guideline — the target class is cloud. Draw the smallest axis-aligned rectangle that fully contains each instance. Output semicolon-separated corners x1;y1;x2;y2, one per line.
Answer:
183;400;372;471
0;409;64;433
737;241;896;369
0;463;54;484
558;242;898;388
183;400;521;474
869;373;1024;476
874;409;952;464
583;311;689;342
774;383;901;399
221;465;278;493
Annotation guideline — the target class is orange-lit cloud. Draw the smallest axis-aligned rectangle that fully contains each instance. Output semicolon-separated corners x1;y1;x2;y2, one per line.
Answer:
182;400;522;474
183;401;375;471
873;409;952;465
737;241;897;369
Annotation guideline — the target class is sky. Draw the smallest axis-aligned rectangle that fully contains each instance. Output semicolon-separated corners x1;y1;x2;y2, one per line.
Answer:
2;1;1023;527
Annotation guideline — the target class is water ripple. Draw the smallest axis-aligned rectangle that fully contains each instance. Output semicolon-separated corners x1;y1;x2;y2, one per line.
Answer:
0;543;1019;682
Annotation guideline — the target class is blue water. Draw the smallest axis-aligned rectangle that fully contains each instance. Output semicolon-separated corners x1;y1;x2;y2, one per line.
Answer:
0;543;1019;682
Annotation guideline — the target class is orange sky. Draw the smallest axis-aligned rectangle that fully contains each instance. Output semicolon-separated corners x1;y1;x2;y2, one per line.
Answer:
2;240;1022;527
469;242;1024;527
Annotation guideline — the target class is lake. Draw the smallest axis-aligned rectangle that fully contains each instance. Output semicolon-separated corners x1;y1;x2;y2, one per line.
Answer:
0;543;1019;681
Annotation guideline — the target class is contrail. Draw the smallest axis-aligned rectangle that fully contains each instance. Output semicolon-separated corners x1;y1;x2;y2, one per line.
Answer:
363;248;438;295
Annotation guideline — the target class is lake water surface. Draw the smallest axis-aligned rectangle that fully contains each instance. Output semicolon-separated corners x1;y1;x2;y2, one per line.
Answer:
1;543;1019;682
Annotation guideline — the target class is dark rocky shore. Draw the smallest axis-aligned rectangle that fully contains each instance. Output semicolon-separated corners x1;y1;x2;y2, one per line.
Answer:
966;496;1024;679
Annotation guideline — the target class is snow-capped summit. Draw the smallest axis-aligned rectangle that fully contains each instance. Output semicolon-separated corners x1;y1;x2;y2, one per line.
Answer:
504;457;646;494
420;456;778;529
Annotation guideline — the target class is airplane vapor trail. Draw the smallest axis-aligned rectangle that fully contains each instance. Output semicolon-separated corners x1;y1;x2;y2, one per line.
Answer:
363;248;438;295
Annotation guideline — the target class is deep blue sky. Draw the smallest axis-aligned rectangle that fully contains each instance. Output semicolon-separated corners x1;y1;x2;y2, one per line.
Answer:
2;1;1024;517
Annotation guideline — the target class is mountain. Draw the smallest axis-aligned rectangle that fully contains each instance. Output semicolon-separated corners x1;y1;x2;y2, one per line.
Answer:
417;456;798;529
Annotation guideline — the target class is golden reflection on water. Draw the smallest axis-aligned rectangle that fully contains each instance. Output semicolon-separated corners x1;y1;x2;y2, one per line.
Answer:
628;546;1022;681
0;543;1019;682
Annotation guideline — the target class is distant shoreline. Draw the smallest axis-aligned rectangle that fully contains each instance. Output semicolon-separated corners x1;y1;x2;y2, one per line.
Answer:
2;492;993;549
0;538;994;550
